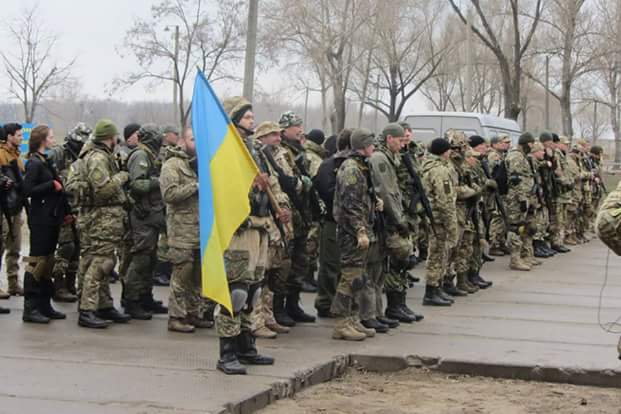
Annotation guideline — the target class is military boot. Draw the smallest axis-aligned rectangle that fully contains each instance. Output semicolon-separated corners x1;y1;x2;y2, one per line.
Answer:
564;234;578;245
399;291;424;321
266;320;290;334
436;287;455;303
468;271;492;289
8;276;23;296
167;317;195;333
23;273;51;324
422;285;452;306
96;307;131;323
78;310;109;329
377;316;399;328
552;244;571;253
510;256;531;271
0;288;9;300
153;260;172;286
39;279;66;320
273;293;296;327
385;291;416;323
0;306;9;314
53;276;77;303
186;313;214;329
332;317;366;341
217;337;247;375
533;240;550;258
285;291;316;323
541;242;557;256
236;330;275;365
351;317;376;337
442;277;468;297
489;247;505;256
253;325;277;339
141;294;168;314
456;273;477;294
361;318;389;333
124;301;153;320
524;256;542;266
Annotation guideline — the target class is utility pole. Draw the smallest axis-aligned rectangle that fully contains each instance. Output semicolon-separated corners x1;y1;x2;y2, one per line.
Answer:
464;7;474;112
242;0;259;102
593;100;598;144
545;55;550;130
173;25;180;129
303;87;310;126
373;74;380;132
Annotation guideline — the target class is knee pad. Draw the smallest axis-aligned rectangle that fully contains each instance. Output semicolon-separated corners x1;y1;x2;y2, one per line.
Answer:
351;273;367;293
230;288;248;313
24;256;51;280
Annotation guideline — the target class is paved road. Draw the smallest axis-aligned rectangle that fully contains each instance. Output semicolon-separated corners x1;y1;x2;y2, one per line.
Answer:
0;240;620;413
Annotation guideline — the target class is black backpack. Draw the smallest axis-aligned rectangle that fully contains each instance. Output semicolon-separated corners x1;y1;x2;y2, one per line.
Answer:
492;161;509;195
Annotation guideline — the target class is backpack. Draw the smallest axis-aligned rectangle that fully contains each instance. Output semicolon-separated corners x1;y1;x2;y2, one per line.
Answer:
65;154;93;207
492;161;509;196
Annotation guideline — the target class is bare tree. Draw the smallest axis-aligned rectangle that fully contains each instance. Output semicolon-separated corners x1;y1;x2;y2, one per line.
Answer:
0;5;76;123
115;0;245;128
449;0;543;120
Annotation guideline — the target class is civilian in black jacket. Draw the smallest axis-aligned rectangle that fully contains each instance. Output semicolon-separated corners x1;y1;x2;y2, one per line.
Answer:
22;125;70;323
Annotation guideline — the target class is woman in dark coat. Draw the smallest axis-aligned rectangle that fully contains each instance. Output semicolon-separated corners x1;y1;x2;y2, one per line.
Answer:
22;125;70;323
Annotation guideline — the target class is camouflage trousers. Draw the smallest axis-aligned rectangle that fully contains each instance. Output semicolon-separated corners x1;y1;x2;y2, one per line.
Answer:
78;252;115;312
488;208;507;249
384;231;413;293
314;220;340;312
1;213;23;284
304;221;320;283
548;202;567;246
157;230;170;262
253;241;290;332
330;228;369;318
565;202;579;241
167;247;201;319
425;227;452;287
533;206;549;242
52;222;80;281
454;226;475;275
359;241;384;320
124;211;164;302
216;226;268;338
577;195;593;237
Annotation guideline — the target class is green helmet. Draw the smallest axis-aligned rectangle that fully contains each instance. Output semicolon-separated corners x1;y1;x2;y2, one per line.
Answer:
67;122;92;143
279;111;303;129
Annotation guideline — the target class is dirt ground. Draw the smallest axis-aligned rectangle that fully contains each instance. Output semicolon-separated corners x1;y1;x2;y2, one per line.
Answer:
259;367;621;414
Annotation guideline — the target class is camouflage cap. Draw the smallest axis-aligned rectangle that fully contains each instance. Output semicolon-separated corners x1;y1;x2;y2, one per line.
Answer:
138;123;163;145
350;128;375;150
93;119;118;142
279;111;303;129
575;138;589;147
222;96;252;124
465;149;480;158
67;122;92;143
382;122;405;139
254;121;281;140
162;125;179;135
559;135;571;145
531;142;545;152
446;129;467;148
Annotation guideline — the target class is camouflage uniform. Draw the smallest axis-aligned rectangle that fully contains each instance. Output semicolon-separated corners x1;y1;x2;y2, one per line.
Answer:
47;123;91;302
550;145;574;247
123;125;167;315
421;154;457;287
485;147;508;252
565;149;583;244
302;139;325;289
505;145;537;269
78;125;128;315
159;145;201;322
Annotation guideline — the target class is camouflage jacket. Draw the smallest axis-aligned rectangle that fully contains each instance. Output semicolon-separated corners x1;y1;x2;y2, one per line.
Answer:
554;149;574;204
486;148;504;170
505;148;535;205
81;143;128;241
160;145;199;249
303;140;325;178
421;154;457;230
334;153;373;237
369;144;406;229
127;143;165;217
596;181;621;255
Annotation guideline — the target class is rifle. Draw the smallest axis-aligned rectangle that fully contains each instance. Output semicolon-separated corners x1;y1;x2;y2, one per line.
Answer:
256;146;289;249
401;152;436;234
261;146;304;214
462;170;482;241
292;153;326;221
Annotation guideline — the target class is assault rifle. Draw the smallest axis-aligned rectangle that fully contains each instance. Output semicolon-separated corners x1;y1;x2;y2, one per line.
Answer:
401;152;436;235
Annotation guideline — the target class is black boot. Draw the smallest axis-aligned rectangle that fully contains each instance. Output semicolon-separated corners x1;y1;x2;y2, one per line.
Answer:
78;310;110;329
273;293;296;326
385;291;416;323
22;272;50;323
0;306;9;314
217;337;247;375
542;242;557;256
377;316;399;328
361;318;389;333
236;330;275;365
141;294;168;314
468;271;492;289
39;279;66;320
124;301;153;320
533;240;551;258
442;278;468;297
552;244;571;253
152;260;172;286
285;291;316;323
436;287;455;303
482;252;495;262
399;291;424;321
96;307;131;323
422;285;452;307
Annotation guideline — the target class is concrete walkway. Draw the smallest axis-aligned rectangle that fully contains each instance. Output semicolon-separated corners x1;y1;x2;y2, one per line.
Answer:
0;240;620;413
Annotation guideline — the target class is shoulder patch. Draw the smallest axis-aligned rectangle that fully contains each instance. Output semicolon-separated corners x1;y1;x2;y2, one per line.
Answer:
443;179;451;195
379;162;387;173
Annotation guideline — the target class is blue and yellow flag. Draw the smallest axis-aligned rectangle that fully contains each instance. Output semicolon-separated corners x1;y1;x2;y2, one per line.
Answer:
191;71;258;314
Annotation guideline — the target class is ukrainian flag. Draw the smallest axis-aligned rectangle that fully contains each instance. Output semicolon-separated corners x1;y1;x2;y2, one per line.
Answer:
192;71;258;314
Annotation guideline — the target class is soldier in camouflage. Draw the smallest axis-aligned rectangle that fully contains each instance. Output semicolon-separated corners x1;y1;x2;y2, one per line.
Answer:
331;128;378;341
421;138;457;306
486;135;511;256
47;122;91;303
123;124;168;319
77;120;131;328
215;97;275;375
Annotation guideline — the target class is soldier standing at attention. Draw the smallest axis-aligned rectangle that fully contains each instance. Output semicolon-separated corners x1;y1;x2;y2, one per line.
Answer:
421;138;457;306
331;128;378;341
215;96;274;375
77;120;131;329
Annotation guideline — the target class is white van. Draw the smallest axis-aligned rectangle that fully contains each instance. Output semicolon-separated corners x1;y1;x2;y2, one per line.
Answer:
402;112;522;145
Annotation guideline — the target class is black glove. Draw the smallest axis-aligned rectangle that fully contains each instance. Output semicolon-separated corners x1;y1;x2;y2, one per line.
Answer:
520;200;528;213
